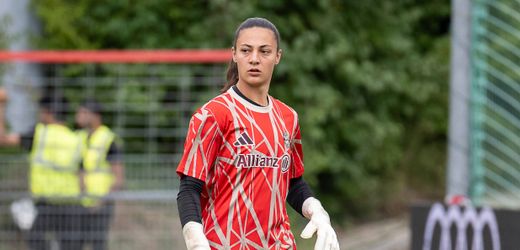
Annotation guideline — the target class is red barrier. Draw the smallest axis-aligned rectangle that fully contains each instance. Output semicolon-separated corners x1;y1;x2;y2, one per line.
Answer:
0;50;232;63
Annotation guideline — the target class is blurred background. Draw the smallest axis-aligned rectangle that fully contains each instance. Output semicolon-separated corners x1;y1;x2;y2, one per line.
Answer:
0;0;518;249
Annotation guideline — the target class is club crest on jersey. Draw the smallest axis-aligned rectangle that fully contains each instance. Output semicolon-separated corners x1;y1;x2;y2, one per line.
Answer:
236;153;291;173
283;132;291;149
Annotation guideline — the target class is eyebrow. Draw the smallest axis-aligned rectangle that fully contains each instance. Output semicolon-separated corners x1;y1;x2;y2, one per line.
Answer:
238;44;273;49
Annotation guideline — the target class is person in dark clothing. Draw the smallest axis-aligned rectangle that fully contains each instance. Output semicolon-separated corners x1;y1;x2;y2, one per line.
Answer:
0;89;83;250
75;99;124;250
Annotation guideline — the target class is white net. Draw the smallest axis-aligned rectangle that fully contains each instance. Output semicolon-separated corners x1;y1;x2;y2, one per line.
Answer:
0;50;229;249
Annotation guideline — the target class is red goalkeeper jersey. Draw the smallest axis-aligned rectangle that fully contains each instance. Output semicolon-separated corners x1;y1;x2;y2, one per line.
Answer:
177;86;305;249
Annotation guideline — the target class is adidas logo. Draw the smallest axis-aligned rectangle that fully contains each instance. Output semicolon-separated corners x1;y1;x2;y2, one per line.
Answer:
234;132;254;146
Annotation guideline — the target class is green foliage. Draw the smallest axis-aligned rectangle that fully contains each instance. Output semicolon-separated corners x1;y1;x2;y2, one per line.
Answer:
33;0;451;219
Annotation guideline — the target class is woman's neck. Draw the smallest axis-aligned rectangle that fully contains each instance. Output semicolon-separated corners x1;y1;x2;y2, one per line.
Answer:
235;81;269;106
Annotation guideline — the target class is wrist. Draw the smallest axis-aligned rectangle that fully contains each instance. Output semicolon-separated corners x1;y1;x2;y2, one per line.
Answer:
182;221;210;249
302;197;330;223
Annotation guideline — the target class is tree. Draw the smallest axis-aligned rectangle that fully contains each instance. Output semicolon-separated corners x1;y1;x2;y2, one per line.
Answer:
32;0;451;219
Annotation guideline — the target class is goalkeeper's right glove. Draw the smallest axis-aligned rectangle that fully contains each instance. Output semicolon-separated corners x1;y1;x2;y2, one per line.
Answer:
182;221;211;250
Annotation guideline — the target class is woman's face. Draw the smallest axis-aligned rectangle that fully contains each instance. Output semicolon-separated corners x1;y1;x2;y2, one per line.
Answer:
233;27;281;89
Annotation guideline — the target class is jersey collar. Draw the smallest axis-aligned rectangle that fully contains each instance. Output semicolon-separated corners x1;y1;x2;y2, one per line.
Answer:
228;86;273;113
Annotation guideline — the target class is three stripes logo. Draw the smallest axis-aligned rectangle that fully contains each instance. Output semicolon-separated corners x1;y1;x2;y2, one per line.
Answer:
234;132;254;146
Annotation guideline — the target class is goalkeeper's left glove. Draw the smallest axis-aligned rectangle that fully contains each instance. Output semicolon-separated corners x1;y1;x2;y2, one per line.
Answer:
300;197;340;250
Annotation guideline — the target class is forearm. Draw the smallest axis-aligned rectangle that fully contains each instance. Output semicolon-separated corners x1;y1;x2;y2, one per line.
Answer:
0;102;5;136
177;175;210;249
177;176;204;226
79;170;86;194
111;162;125;192
0;95;21;146
0;133;21;146
0;92;7;139
287;177;314;216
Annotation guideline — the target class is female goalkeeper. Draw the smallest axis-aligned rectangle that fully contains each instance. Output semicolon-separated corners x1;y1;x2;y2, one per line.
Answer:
176;17;340;250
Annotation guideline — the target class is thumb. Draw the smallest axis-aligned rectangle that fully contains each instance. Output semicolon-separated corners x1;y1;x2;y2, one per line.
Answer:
300;221;317;239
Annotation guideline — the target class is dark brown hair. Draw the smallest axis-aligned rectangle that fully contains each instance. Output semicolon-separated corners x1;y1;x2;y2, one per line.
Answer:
221;17;281;93
39;91;69;122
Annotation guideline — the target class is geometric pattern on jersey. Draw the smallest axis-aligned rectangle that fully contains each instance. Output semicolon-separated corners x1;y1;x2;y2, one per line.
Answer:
177;87;305;249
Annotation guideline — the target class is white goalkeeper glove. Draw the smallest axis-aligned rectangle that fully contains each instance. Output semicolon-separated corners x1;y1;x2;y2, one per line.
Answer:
300;197;340;250
182;221;211;250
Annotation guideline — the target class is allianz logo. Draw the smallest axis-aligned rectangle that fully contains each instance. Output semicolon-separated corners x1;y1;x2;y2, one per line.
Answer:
236;154;290;173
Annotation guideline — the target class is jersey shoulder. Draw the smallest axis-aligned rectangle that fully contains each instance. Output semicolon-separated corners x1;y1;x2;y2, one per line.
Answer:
192;92;234;130
199;91;234;116
271;96;300;134
271;96;299;119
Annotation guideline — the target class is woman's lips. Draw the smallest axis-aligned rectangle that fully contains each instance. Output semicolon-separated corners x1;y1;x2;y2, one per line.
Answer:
248;68;261;76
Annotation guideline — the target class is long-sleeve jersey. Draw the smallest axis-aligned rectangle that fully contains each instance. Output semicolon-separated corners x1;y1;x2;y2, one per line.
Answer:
177;86;305;249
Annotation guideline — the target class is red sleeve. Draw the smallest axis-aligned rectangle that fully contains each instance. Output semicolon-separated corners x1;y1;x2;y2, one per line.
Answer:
176;108;222;182
291;122;305;178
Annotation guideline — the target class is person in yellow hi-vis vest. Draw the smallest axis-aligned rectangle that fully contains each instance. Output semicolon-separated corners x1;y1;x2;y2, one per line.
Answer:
0;89;83;250
75;99;124;250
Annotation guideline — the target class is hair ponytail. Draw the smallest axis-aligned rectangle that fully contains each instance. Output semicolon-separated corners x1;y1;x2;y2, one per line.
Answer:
220;17;281;93
221;59;238;93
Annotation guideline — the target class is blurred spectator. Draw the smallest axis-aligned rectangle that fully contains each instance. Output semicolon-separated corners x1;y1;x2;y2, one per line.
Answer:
76;98;124;250
0;88;83;250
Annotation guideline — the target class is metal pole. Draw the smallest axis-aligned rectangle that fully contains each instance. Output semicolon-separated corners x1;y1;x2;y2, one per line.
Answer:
0;0;42;134
446;0;473;198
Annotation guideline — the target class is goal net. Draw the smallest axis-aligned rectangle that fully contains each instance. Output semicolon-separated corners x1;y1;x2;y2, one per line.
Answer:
0;49;230;249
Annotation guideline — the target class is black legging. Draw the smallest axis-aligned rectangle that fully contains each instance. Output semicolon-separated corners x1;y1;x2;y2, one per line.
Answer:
28;203;83;250
79;202;114;250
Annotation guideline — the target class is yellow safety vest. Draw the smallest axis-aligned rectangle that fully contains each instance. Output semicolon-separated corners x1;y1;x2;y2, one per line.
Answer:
30;123;82;202
78;125;116;206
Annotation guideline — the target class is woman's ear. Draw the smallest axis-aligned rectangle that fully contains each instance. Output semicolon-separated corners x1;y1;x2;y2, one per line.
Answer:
231;47;237;63
275;49;282;65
